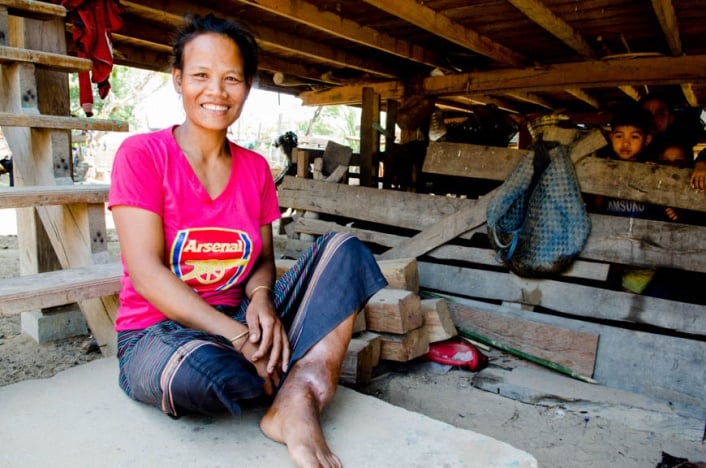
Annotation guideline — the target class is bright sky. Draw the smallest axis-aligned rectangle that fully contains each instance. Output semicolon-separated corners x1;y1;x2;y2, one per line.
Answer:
137;82;316;137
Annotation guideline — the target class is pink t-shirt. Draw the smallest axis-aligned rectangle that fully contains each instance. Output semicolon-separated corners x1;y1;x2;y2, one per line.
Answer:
108;126;281;331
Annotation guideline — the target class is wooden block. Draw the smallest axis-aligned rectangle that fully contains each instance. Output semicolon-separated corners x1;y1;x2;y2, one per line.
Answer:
377;257;419;293
364;288;423;334
379;327;429;362
421;298;457;343
340;332;381;384
352;309;367;334
322;140;353;176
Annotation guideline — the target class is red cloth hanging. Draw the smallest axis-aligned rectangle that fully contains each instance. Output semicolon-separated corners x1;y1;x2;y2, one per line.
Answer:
60;0;123;117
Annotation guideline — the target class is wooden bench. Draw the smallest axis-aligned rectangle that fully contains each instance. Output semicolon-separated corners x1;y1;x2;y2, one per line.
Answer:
0;184;109;208
0;262;121;317
0;184;120;349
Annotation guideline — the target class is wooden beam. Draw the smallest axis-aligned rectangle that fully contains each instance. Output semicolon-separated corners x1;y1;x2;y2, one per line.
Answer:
680;83;698;107
565;88;600;109
259;56;330;86
445;95;520;114
294;217;610;282
0;184;109;208
504;91;554;110
278;176;467;232
120;1;398;78
423;55;706;96
507;0;597;58
255;23;398;79
362;0;527;67
0;112;129;131
0;45;91;72
651;0;681;55
236;0;441;68
299;80;405;106
419;262;706;336
648;0;702;111
112;40;171;72
0;0;65;19
378;186;498;260
278;177;706;273
299;55;706;106
618;85;641;101
422;141;705;212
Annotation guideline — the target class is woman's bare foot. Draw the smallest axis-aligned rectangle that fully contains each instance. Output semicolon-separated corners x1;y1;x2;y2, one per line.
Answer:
260;313;355;467
260;384;341;468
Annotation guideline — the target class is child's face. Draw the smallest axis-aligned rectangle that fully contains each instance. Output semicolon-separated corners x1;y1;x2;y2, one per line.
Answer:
659;146;690;168
610;125;651;161
642;99;673;134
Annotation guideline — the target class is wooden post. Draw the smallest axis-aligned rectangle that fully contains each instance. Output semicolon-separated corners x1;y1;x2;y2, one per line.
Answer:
384;99;397;149
359;87;380;187
0;6;8;47
380;99;397;189
293;147;310;179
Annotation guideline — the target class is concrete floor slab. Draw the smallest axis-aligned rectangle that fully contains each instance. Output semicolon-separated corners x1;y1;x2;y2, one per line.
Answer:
0;358;536;467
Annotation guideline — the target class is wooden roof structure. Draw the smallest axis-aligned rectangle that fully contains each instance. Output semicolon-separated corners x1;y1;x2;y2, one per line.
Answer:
102;0;706;119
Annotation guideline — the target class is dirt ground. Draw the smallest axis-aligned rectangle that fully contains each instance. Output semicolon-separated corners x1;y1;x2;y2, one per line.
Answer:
1;224;704;467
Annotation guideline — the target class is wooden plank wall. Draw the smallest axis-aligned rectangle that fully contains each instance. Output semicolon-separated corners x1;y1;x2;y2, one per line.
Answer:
277;136;706;418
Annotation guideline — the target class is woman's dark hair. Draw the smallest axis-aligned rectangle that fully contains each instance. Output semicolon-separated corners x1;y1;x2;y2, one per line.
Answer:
172;13;260;83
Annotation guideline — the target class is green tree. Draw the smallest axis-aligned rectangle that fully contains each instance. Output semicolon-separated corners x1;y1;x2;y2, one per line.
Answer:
298;105;361;152
69;66;168;126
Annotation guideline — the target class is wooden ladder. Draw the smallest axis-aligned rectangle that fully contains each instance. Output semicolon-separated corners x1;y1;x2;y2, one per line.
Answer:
0;0;128;356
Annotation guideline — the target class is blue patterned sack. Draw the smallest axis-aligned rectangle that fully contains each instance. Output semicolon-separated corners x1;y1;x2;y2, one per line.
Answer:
486;138;591;277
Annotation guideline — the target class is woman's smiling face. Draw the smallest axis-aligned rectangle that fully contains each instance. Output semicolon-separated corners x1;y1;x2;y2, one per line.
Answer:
172;32;251;132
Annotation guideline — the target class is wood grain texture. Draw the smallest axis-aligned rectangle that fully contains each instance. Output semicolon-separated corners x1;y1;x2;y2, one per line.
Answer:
448;301;597;377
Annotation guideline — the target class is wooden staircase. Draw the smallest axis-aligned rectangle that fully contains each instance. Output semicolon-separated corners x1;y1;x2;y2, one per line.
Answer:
0;0;128;356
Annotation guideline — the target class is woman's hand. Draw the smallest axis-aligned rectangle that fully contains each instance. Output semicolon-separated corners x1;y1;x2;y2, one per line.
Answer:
244;292;291;374
239;338;283;396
